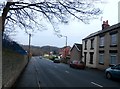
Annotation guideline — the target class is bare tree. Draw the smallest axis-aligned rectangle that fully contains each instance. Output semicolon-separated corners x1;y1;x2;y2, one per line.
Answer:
1;0;102;36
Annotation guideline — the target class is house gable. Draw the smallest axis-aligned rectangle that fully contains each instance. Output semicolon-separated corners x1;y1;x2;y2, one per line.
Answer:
71;43;82;52
70;43;82;61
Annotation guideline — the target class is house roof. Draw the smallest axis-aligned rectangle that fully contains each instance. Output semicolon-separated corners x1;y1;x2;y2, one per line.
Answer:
60;46;71;49
71;43;82;51
82;22;120;40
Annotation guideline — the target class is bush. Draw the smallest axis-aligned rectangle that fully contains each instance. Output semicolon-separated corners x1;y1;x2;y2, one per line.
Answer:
49;56;56;61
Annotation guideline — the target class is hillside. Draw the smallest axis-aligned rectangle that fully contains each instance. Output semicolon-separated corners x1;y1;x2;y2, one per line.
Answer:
21;45;60;56
41;46;60;54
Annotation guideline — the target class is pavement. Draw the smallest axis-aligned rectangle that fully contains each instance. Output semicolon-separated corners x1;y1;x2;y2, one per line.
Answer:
0;66;2;89
12;58;38;88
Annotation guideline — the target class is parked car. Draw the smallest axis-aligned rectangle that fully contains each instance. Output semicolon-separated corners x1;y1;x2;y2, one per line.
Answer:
105;64;120;79
53;58;61;63
69;60;85;69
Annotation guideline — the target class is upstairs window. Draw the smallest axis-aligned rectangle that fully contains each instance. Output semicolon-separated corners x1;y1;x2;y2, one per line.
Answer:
91;39;94;49
99;36;104;47
84;40;87;50
110;33;117;46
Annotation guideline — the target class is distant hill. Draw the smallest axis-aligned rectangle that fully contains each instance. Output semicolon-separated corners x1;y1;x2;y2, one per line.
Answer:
21;45;60;56
41;46;60;54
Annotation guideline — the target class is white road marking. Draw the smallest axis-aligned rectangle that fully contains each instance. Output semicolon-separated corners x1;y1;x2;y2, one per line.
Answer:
91;82;103;87
46;59;53;62
54;66;57;68
65;70;69;73
38;81;41;89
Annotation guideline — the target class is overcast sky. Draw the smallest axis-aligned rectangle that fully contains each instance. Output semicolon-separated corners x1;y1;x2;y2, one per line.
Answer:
1;0;120;48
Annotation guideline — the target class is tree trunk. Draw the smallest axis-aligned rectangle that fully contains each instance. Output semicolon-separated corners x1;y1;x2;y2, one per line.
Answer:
2;2;13;36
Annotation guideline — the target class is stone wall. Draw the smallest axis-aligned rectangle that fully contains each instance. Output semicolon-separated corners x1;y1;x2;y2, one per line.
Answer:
2;48;28;88
0;16;2;89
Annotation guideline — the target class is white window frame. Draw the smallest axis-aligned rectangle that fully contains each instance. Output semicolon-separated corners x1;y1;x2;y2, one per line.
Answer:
99;53;104;64
99;36;104;47
85;40;87;49
111;34;117;45
91;39;94;49
110;53;117;65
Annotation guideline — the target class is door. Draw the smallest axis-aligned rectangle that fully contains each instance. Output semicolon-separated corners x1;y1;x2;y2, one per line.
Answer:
84;52;87;65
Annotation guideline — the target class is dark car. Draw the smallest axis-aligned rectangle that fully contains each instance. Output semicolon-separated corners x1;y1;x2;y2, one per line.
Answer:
70;60;85;69
105;64;120;79
53;58;61;63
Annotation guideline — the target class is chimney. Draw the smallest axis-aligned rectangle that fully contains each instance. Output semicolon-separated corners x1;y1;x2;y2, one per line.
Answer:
102;20;110;30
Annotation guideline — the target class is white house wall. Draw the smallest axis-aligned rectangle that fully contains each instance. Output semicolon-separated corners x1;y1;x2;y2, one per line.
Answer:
82;36;98;68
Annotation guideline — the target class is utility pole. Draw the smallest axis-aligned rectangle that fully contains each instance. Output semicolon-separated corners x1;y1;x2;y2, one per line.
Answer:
65;36;67;47
64;36;67;61
28;34;31;61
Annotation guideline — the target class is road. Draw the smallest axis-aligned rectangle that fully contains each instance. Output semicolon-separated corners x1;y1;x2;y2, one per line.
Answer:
14;56;120;88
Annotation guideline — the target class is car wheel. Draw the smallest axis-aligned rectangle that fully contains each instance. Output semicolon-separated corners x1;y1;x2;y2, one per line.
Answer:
106;72;112;79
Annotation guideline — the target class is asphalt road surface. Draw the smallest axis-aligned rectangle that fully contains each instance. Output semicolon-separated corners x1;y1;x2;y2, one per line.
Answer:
14;56;120;88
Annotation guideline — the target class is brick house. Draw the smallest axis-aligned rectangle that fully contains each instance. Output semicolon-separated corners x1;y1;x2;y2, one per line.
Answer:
59;46;71;63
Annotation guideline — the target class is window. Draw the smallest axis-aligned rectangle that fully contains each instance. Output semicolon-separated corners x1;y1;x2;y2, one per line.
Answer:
110;54;117;65
99;53;104;64
99;36;104;47
110;34;117;46
84;52;87;65
84;40;87;50
89;52;94;64
91;39;94;49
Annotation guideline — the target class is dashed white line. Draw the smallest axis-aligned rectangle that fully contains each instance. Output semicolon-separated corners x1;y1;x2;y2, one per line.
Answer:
38;81;41;89
65;70;69;73
91;82;103;87
54;66;57;68
46;59;52;62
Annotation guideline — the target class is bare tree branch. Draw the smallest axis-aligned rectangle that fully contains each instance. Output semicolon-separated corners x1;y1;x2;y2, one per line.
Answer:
1;0;102;36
